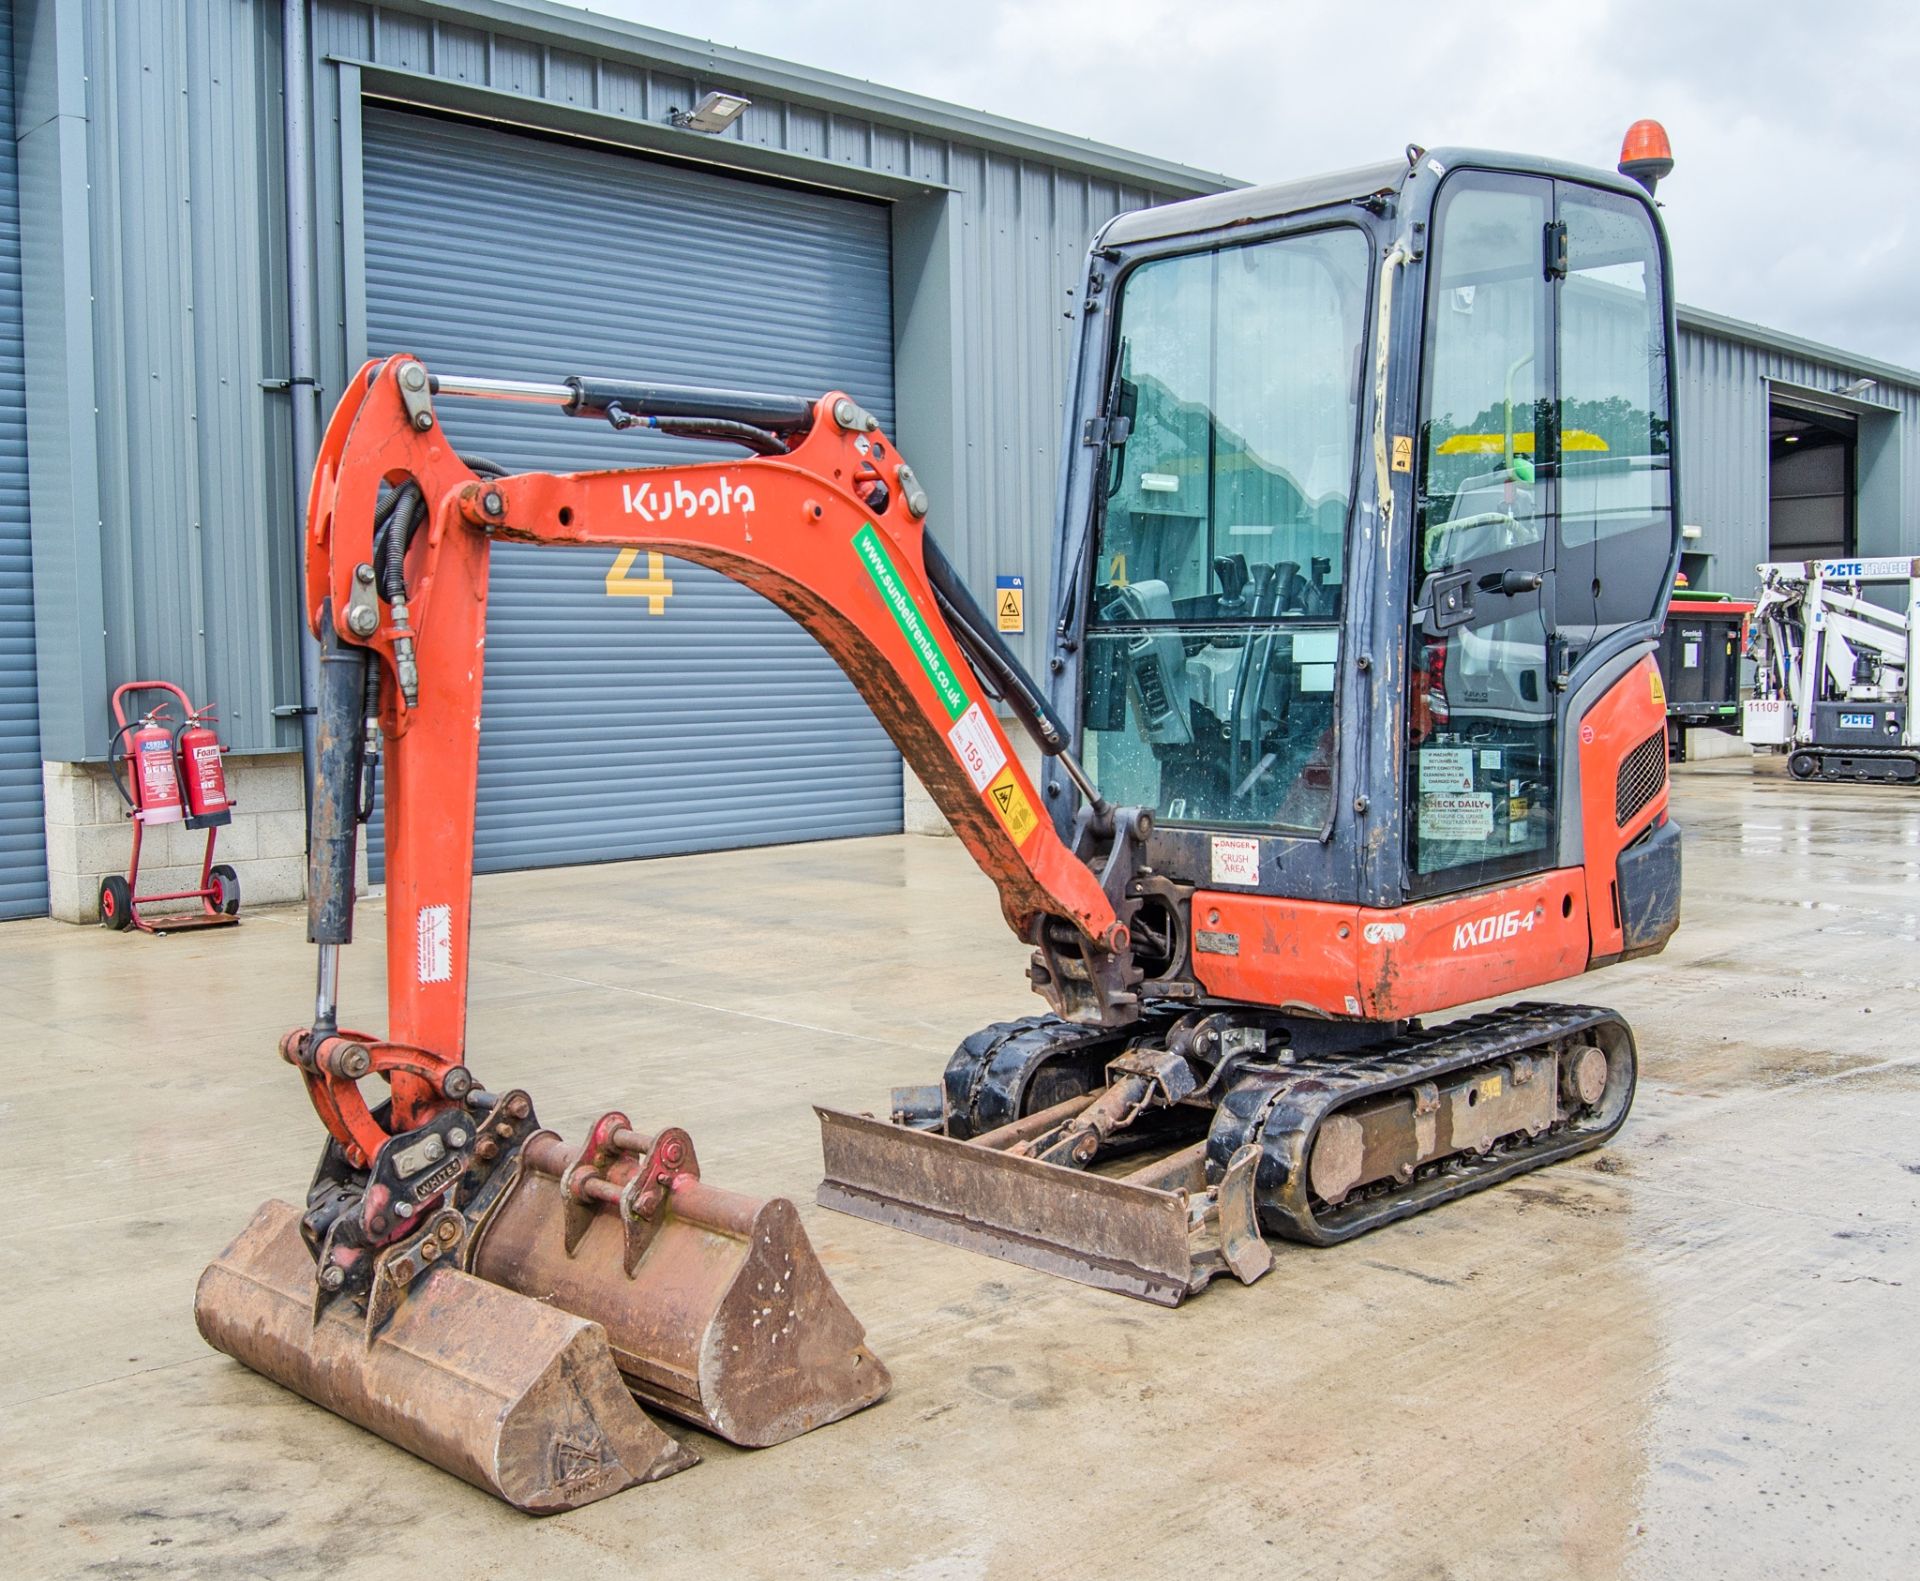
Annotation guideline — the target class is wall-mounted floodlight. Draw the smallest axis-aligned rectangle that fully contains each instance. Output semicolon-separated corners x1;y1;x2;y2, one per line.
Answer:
1835;378;1878;398
669;91;752;134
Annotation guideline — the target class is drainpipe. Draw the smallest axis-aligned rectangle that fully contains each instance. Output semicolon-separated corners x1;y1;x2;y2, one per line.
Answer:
282;0;321;834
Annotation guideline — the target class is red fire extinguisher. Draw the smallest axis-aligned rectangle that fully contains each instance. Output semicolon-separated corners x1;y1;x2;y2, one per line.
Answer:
103;681;242;934
128;715;185;824
176;713;233;826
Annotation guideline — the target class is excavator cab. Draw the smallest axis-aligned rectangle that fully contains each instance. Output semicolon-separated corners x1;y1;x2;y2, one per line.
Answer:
1053;153;1679;951
818;145;1684;1300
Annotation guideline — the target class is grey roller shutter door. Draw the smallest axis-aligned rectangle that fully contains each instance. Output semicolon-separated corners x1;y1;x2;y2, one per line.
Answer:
361;109;900;875
0;0;49;919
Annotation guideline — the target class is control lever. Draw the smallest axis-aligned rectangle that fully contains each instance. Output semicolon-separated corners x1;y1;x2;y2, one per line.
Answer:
1212;553;1250;607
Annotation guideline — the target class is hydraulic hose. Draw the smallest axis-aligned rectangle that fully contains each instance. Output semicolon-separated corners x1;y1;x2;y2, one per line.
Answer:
373;456;508;603
920;529;1071;757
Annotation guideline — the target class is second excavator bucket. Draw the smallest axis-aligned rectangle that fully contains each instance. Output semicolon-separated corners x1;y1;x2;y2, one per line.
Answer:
195;1199;697;1513
473;1117;890;1447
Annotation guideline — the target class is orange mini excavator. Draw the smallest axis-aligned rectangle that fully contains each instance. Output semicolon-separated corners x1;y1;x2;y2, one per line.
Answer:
198;132;1683;1510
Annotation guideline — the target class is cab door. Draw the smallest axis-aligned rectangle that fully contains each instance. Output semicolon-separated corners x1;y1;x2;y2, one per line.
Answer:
1553;180;1675;656
1407;172;1559;896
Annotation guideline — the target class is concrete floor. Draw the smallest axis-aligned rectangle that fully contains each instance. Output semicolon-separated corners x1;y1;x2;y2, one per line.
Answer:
1;758;1915;1580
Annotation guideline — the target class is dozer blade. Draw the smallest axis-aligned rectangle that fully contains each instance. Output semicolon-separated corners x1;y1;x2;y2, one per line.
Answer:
472;1125;890;1447
195;1199;696;1513
815;1106;1268;1307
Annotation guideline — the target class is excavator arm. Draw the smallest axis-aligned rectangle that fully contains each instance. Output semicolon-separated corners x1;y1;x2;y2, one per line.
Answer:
195;353;1157;1509
199;351;1160;1508
300;354;1139;1161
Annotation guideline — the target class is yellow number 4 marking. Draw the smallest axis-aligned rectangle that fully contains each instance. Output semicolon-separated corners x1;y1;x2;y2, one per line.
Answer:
606;549;675;613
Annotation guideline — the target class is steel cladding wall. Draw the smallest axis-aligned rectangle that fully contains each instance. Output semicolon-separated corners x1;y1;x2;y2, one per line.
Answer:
28;0;298;762
1677;310;1920;593
304;2;1195;690
20;0;1213;775
1;0;50;917
361;107;901;869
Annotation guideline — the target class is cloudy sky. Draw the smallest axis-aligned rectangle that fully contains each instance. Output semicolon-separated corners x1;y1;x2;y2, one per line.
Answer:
578;0;1920;369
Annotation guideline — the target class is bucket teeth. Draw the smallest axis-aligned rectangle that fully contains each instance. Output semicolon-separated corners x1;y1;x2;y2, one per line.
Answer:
195;1200;697;1513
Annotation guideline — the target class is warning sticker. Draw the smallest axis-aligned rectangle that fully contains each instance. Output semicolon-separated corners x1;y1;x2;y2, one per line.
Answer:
1210;835;1260;887
947;702;1007;792
1419;793;1494;841
995;575;1025;633
1391;434;1414;473
1649;664;1666;707
985;766;1039;845
417;904;452;985
1419;746;1475;794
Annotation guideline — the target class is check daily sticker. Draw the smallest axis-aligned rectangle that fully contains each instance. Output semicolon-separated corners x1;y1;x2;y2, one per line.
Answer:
947;702;1007;792
854;524;1037;837
1420;792;1494;840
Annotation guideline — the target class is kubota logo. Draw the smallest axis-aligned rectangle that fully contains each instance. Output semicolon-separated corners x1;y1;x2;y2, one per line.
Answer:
622;475;757;523
1361;922;1406;944
1452;908;1539;951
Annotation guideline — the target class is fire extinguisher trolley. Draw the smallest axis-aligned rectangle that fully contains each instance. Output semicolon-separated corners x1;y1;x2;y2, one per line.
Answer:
102;680;242;933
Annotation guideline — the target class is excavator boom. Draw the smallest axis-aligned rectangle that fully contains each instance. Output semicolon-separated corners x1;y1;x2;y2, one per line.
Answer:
197;353;1156;1510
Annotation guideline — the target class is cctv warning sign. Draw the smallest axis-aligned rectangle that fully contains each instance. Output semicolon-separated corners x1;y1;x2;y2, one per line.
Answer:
995;575;1025;633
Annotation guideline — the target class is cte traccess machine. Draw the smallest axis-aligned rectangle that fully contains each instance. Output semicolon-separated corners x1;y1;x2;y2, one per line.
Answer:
1743;557;1920;783
197;130;1684;1509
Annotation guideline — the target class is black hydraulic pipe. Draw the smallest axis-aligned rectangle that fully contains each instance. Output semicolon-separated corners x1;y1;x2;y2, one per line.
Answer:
920;529;1072;757
308;606;367;947
563;375;815;434
606;408;789;456
283;0;322;836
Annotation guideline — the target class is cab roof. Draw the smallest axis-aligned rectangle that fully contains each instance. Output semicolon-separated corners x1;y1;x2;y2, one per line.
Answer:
1096;147;1657;250
1097;158;1408;247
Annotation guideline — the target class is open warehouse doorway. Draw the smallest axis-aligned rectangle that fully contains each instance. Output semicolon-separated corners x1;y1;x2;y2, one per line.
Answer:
1767;399;1856;561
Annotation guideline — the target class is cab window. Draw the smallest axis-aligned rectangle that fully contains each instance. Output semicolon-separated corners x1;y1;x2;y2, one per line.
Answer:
1556;183;1673;638
1080;226;1370;832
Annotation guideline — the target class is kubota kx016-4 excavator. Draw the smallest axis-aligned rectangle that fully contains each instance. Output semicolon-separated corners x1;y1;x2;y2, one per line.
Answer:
197;131;1683;1510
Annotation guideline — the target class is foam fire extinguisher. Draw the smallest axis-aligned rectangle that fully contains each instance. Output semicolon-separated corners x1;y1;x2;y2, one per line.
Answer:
175;712;233;827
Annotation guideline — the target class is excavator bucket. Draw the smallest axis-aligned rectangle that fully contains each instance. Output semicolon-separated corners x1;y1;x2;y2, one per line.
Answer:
473;1121;891;1447
195;1199;697;1513
196;1113;887;1511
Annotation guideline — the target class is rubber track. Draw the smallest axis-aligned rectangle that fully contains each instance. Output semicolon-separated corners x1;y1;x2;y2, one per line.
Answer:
1211;1001;1636;1247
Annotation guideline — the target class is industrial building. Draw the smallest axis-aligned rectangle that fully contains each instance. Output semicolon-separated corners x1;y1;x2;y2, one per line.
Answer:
3;0;1918;923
